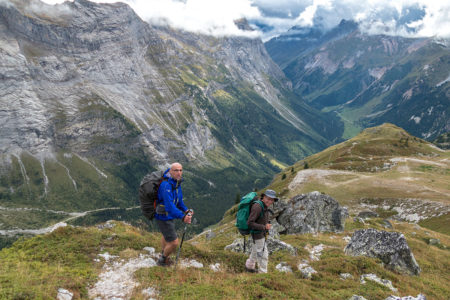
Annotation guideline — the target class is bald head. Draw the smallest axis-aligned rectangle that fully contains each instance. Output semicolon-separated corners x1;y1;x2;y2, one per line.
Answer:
169;162;183;181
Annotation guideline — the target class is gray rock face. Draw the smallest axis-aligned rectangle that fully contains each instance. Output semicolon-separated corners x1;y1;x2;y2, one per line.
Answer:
0;0;313;164
276;191;348;234
344;229;421;275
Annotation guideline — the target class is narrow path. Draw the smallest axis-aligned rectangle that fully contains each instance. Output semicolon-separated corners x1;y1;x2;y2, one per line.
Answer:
0;206;139;236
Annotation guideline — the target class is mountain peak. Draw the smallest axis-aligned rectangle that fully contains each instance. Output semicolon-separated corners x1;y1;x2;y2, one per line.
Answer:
234;18;254;32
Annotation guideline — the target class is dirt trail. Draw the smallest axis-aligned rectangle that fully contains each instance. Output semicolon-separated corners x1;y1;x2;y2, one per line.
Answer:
0;206;139;236
288;169;369;190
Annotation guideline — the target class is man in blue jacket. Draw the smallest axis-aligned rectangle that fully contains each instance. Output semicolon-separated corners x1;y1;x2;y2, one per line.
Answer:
155;162;193;266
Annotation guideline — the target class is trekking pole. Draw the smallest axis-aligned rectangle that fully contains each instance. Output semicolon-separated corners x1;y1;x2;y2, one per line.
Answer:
262;221;270;253
174;209;193;269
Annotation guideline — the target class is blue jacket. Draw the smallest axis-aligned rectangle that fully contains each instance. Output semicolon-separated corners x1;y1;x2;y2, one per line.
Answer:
154;168;188;221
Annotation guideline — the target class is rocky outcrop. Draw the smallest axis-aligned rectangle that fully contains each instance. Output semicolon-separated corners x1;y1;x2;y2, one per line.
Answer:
344;229;421;275
276;191;348;234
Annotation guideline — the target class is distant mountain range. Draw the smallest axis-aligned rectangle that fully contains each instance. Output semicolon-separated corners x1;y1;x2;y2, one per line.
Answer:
0;0;342;234
265;20;450;141
1;0;448;240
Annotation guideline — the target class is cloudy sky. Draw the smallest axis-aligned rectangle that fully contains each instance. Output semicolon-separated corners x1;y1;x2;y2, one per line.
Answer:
37;0;450;41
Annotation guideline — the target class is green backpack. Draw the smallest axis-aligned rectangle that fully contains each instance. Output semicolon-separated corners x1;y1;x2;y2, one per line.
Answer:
235;192;264;236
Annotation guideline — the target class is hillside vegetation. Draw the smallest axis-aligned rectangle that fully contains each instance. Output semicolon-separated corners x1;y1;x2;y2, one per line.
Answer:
0;218;448;299
266;123;449;233
0;123;449;299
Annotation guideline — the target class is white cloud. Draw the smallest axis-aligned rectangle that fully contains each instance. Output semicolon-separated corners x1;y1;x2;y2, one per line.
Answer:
40;0;262;38
31;0;450;40
295;0;332;27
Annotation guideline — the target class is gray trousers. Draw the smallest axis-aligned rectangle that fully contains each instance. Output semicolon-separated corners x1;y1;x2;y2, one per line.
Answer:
245;238;268;273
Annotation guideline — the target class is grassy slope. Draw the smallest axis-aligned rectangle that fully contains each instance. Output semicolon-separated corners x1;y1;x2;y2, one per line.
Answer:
0;219;448;299
267;123;449;205
1;125;448;299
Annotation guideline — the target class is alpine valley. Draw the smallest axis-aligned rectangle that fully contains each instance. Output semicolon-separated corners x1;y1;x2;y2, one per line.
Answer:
0;0;342;243
0;0;449;250
265;20;450;140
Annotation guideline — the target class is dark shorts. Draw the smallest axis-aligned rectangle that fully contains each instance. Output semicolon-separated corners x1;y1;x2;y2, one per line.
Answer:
155;219;178;242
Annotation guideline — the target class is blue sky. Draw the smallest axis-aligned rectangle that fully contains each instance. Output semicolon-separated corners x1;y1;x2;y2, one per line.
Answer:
25;0;450;41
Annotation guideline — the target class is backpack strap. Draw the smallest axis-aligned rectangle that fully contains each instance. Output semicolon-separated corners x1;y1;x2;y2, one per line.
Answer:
156;178;181;216
250;200;265;234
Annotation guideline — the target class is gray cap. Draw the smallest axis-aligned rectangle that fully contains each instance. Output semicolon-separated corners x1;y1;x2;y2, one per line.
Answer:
263;189;278;201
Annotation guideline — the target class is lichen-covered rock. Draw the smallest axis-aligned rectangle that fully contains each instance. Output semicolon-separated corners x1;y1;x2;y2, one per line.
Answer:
277;192;348;234
360;273;397;292
344;229;421;275
384;294;426;300
275;262;292;273
349;296;367;300
224;236;297;256
340;273;354;280
298;263;317;279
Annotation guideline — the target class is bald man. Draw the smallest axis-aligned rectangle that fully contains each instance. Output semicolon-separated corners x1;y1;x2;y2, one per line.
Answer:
154;163;193;266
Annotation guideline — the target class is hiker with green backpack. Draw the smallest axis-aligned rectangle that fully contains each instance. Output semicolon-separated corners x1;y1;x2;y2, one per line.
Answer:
237;189;278;273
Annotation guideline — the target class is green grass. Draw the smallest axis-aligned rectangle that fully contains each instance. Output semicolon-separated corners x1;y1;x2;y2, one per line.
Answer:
419;213;450;235
0;209;69;230
265;123;450;207
0;222;159;299
0;218;449;299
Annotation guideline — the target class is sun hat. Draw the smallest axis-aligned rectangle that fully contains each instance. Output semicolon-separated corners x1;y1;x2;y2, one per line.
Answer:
263;189;278;201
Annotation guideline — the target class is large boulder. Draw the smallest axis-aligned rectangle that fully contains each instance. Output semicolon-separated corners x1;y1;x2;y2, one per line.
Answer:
344;229;421;275
276;191;348;234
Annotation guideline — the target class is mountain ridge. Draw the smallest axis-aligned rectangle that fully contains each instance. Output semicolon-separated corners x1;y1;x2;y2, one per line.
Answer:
265;20;450;141
0;0;342;236
262;123;449;235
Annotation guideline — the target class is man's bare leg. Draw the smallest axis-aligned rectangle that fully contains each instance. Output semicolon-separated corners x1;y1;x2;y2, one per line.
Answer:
163;238;179;258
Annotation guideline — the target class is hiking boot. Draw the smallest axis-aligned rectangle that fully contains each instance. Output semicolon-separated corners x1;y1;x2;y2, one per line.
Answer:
157;255;173;267
245;266;257;273
157;255;168;266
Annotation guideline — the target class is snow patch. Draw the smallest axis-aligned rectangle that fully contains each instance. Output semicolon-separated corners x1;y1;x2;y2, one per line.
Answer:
409;115;421;124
